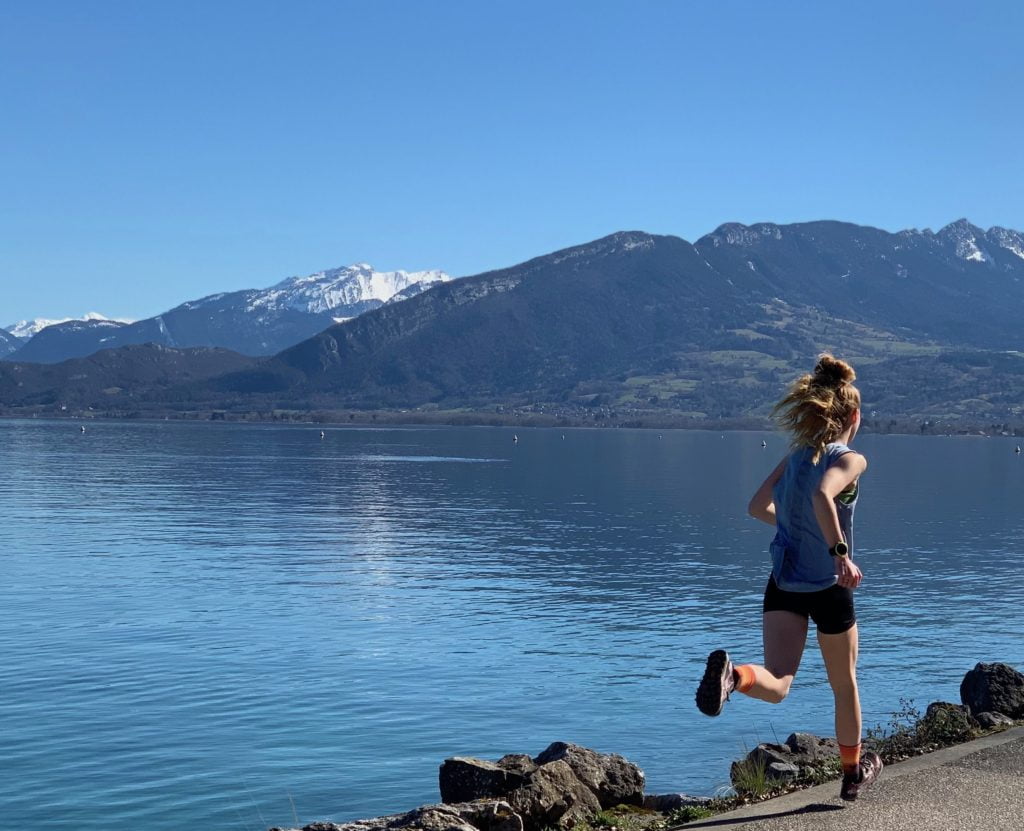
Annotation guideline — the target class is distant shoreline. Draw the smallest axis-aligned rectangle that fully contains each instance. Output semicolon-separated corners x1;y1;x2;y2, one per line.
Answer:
2;408;1020;438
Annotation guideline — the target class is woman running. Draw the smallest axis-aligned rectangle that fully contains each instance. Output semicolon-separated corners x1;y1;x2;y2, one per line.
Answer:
695;354;882;802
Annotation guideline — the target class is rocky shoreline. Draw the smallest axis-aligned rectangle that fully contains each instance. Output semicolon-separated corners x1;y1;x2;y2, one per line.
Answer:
270;661;1024;831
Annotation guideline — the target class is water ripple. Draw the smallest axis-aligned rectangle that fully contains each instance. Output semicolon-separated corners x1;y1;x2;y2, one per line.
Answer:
2;422;1023;829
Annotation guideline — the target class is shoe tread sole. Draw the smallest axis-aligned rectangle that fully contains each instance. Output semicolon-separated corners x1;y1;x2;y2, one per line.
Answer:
695;649;731;717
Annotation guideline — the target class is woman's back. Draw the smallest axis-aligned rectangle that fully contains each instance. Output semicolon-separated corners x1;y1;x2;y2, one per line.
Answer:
769;442;858;591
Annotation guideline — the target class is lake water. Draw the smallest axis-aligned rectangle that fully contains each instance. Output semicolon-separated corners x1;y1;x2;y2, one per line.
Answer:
2;420;1023;830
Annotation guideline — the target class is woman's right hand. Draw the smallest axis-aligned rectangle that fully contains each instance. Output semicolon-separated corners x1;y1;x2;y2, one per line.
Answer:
834;555;863;589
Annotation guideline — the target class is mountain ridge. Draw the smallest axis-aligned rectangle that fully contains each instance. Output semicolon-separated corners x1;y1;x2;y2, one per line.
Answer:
5;218;1024;430
4;312;133;339
6;263;451;364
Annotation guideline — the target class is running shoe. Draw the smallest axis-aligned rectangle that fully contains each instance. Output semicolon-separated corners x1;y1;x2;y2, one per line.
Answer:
695;649;735;717
840;751;883;801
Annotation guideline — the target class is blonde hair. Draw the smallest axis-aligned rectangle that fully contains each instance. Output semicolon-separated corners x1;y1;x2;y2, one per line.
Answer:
773;354;861;463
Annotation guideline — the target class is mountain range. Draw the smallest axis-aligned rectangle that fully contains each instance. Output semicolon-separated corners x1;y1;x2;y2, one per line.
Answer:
3;219;1024;430
2;264;450;363
4;312;133;340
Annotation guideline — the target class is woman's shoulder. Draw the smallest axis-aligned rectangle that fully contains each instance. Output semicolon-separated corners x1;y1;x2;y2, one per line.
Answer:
826;442;867;469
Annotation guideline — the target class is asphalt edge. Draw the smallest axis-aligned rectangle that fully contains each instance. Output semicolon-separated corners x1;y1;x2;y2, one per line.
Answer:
674;724;1024;827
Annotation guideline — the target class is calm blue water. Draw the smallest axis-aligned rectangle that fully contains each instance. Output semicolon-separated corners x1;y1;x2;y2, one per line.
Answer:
2;420;1023;829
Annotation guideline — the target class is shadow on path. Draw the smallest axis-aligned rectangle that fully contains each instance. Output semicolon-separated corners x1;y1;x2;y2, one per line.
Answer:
678;802;845;828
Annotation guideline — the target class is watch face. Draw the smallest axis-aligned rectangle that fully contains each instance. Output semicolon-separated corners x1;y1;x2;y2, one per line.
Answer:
833;542;849;557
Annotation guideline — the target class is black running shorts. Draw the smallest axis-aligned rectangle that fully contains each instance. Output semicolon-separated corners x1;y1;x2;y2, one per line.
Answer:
762;574;856;635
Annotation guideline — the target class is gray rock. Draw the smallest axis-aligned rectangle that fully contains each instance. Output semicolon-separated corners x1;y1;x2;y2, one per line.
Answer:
448;801;523;831
730;733;838;790
439;757;532;804
740;743;791;769
272;802;522;831
533;742;645;808
730;747;776;791
925;700;972;719
392;805;481;831
766;762;801;783
976;711;1016;729
497;755;538;778
784;732;839;763
507;759;602;830
267;824;340;831
268;817;393;831
961;662;1024;719
921;701;977;741
642;794;712;813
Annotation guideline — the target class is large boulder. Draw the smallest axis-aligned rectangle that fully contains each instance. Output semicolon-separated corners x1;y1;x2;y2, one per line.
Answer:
439;758;533;804
783;732;839;763
533;742;645;808
960;663;1024;719
439;743;648;830
920;701;977;743
506;760;602;830
730;733;839;790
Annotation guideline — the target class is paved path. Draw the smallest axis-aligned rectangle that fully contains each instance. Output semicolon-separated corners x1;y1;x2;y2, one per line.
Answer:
678;726;1024;831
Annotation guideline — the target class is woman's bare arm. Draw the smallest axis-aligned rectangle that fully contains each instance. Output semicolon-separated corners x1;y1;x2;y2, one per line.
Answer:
748;455;789;526
813;452;868;588
812;452;867;546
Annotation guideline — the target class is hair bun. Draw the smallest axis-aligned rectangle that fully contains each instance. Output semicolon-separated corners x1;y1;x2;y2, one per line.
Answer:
813;353;856;387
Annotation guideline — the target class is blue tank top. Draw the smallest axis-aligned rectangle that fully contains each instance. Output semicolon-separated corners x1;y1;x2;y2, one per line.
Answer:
769;442;858;592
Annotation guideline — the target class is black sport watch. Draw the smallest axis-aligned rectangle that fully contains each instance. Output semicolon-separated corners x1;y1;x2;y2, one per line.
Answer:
829;541;849;558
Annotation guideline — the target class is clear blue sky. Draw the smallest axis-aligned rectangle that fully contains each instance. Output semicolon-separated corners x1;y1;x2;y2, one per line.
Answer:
3;0;1022;324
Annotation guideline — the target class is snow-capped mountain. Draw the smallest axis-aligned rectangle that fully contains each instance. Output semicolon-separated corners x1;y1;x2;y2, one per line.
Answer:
6;264;452;364
5;318;134;364
181;264;449;320
931;218;1024;266
265;264;448;317
4;312;131;340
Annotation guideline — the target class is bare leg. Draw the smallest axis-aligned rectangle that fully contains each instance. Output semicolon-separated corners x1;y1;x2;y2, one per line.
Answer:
818;624;861;746
740;610;808;703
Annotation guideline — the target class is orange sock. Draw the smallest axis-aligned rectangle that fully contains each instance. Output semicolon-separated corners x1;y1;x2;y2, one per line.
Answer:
733;664;756;694
839;742;862;775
